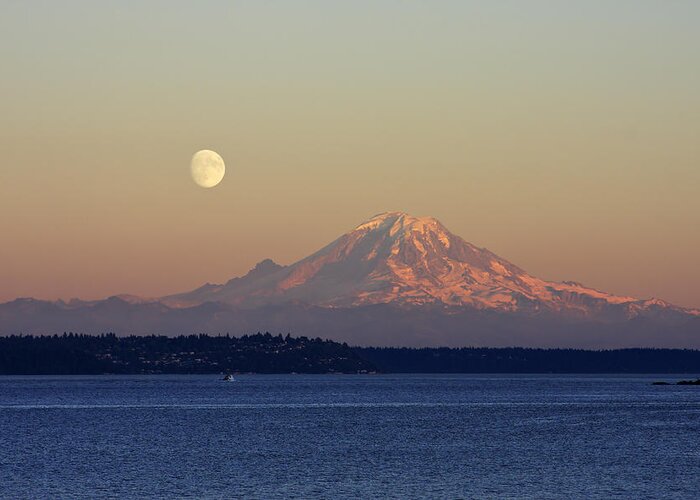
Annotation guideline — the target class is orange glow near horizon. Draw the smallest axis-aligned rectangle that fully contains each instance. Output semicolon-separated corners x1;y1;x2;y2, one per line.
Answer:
0;2;699;308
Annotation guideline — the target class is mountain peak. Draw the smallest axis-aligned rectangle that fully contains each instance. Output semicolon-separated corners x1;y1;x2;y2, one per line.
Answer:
162;211;693;317
251;258;283;274
354;211;444;234
233;258;285;282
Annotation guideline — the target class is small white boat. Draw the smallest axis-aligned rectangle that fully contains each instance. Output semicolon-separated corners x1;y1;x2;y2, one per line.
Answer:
222;374;235;382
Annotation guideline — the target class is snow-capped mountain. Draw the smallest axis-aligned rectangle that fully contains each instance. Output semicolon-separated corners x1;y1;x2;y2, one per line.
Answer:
163;211;695;319
1;212;698;347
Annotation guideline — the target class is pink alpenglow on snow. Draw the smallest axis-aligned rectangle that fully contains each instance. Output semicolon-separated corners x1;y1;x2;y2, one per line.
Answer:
163;212;695;318
1;212;698;348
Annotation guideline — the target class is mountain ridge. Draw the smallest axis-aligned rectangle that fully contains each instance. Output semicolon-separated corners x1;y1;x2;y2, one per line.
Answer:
161;211;697;319
1;211;698;347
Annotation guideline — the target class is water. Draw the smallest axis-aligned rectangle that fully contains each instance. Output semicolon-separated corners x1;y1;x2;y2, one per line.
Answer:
1;374;699;499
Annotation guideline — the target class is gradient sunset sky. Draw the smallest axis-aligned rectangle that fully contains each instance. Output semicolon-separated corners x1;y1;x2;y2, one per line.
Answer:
1;1;698;307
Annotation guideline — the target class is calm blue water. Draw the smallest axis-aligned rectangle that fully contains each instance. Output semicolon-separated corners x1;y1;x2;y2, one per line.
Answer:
1;374;699;499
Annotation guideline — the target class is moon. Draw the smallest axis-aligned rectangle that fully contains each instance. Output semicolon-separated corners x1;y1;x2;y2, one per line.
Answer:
190;150;225;188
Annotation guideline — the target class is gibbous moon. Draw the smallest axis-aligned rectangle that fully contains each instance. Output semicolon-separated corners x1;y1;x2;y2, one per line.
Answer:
190;150;225;188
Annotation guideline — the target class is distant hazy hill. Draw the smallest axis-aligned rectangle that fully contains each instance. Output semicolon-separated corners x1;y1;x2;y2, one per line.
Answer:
1;212;698;347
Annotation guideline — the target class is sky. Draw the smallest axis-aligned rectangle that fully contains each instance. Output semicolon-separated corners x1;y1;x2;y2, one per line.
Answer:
0;0;699;308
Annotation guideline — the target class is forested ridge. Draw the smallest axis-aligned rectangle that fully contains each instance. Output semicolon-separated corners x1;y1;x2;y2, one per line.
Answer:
356;346;700;374
0;333;375;374
1;333;700;374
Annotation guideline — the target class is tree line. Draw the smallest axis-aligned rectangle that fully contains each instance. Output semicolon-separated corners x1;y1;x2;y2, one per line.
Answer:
2;333;699;374
0;333;375;374
355;346;700;373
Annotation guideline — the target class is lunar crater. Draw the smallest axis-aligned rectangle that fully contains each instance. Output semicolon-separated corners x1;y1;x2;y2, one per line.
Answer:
190;149;225;188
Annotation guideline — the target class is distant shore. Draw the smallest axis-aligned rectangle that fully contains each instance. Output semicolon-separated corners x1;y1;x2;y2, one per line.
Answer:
0;333;375;375
356;346;700;374
1;333;700;375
